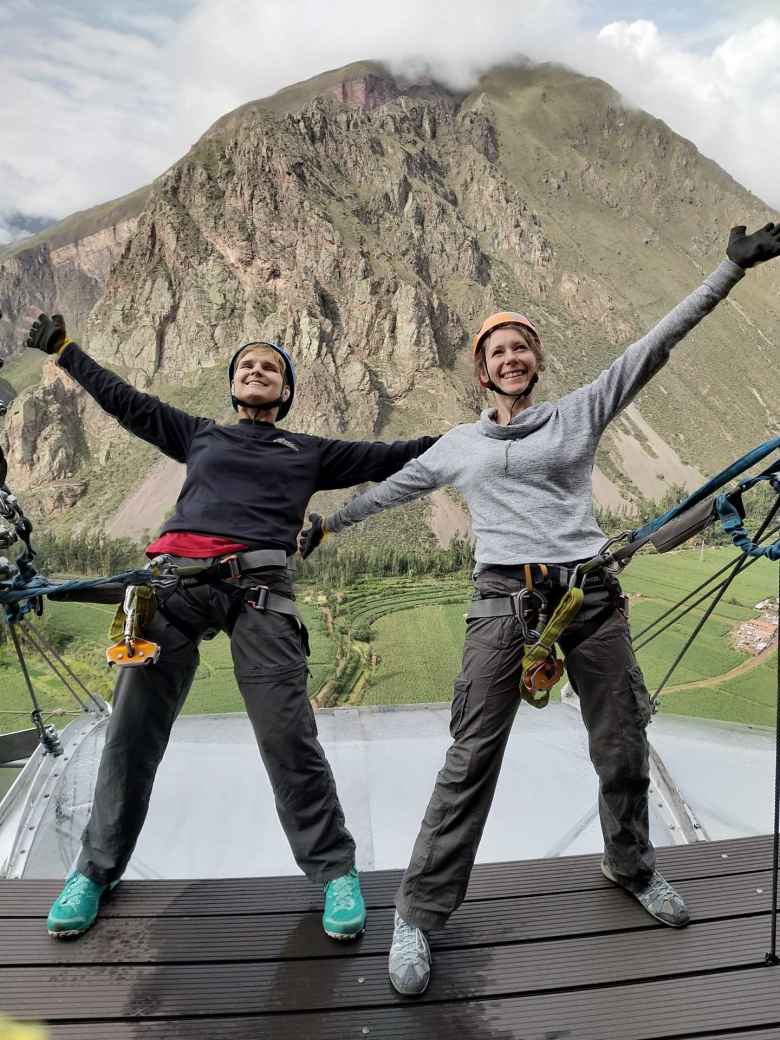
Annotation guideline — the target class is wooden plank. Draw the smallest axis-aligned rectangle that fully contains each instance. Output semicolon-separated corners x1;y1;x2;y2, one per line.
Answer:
1;916;770;1021
1;834;774;918
43;965;780;1040
1;869;772;966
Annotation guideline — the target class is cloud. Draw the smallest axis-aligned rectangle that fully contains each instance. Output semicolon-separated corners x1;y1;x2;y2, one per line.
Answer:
1;0;778;244
0;1;178;235
588;16;780;209
0;210;55;246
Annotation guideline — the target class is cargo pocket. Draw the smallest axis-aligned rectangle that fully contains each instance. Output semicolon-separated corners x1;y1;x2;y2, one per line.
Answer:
628;664;652;728
450;678;470;738
466;614;519;649
297;618;311;657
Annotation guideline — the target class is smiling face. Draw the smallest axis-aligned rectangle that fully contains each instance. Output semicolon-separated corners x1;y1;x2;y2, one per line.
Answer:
232;345;288;411
482;325;541;397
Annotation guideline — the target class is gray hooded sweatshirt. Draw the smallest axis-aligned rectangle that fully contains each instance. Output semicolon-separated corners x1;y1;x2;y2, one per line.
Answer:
326;260;745;566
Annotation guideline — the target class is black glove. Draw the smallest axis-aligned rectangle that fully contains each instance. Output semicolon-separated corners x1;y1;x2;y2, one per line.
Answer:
298;513;327;559
23;313;67;354
727;223;780;269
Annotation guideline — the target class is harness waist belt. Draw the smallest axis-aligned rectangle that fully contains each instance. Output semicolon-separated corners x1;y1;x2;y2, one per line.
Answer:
467;574;605;620
237;548;290;570
171;548;290;582
480;563;607;588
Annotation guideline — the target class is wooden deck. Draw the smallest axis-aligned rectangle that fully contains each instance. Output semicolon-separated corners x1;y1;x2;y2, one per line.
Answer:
2;835;780;1039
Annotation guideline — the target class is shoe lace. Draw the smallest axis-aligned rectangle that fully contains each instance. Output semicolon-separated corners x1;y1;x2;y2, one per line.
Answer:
327;872;357;911
59;874;94;907
641;873;678;906
394;917;425;961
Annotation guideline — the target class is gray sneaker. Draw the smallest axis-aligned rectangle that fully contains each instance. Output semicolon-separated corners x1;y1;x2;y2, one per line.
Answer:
388;911;431;996
601;859;690;928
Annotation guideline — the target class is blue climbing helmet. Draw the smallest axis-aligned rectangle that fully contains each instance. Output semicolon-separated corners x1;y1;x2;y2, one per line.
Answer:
228;341;296;421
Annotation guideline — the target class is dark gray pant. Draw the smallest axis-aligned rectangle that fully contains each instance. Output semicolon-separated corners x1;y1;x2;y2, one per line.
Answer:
396;568;654;930
77;561;355;886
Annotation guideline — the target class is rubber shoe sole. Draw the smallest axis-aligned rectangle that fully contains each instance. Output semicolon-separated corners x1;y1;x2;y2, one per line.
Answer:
47;880;120;939
324;918;367;942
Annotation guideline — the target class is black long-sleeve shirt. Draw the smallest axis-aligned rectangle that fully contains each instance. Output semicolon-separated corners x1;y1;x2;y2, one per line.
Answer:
58;344;438;555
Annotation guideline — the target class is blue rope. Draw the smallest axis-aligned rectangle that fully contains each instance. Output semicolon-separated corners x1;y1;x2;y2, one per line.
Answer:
0;568;154;607
716;475;780;560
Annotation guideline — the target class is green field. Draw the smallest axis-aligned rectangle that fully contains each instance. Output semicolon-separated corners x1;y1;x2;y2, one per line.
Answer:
0;547;777;732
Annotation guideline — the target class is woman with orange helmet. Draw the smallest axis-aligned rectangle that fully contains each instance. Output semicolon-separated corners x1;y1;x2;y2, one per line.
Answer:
299;222;780;995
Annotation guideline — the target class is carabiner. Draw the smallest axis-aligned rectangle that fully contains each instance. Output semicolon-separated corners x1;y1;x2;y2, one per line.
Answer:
510;587;546;642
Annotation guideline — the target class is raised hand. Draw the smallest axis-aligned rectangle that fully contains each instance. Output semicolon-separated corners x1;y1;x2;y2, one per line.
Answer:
727;223;780;269
298;513;328;559
23;313;67;354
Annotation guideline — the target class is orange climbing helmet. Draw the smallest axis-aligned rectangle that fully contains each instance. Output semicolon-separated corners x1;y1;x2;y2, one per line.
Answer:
471;311;542;356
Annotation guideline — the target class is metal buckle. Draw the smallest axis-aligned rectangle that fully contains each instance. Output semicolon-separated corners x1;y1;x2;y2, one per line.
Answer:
225;555;242;581
246;585;270;611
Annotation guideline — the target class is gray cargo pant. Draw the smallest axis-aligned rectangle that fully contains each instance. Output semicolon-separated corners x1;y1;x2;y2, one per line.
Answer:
396;567;654;930
77;560;355;887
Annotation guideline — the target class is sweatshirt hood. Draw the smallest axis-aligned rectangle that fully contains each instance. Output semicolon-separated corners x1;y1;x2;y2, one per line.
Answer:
478;403;555;439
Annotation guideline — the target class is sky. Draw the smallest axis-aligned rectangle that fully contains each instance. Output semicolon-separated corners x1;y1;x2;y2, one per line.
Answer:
1;0;779;244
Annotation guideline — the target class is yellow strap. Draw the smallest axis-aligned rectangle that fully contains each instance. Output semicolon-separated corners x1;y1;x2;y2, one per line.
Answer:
523;563;533;589
57;337;74;354
521;587;585;671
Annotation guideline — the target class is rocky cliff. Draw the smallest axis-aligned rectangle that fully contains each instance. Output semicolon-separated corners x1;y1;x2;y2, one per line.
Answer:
1;59;778;539
0;187;150;361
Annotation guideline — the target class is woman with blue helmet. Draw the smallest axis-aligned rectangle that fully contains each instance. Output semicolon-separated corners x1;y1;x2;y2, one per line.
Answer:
22;316;438;942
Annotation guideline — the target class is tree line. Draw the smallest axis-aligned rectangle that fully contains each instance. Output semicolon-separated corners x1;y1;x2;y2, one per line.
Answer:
3;477;774;590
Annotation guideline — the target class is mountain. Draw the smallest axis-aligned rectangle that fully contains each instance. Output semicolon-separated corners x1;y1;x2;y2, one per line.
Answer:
0;59;778;538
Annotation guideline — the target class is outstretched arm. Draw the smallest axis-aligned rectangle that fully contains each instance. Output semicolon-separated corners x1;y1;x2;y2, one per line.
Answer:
299;443;448;557
575;223;780;432
316;433;439;489
25;314;204;462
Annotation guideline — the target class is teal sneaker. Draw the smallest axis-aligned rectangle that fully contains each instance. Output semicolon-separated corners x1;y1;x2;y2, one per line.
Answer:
322;867;366;940
47;871;119;938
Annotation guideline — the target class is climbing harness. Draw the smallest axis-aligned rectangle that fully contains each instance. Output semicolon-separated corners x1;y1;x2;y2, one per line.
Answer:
466;559;614;705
